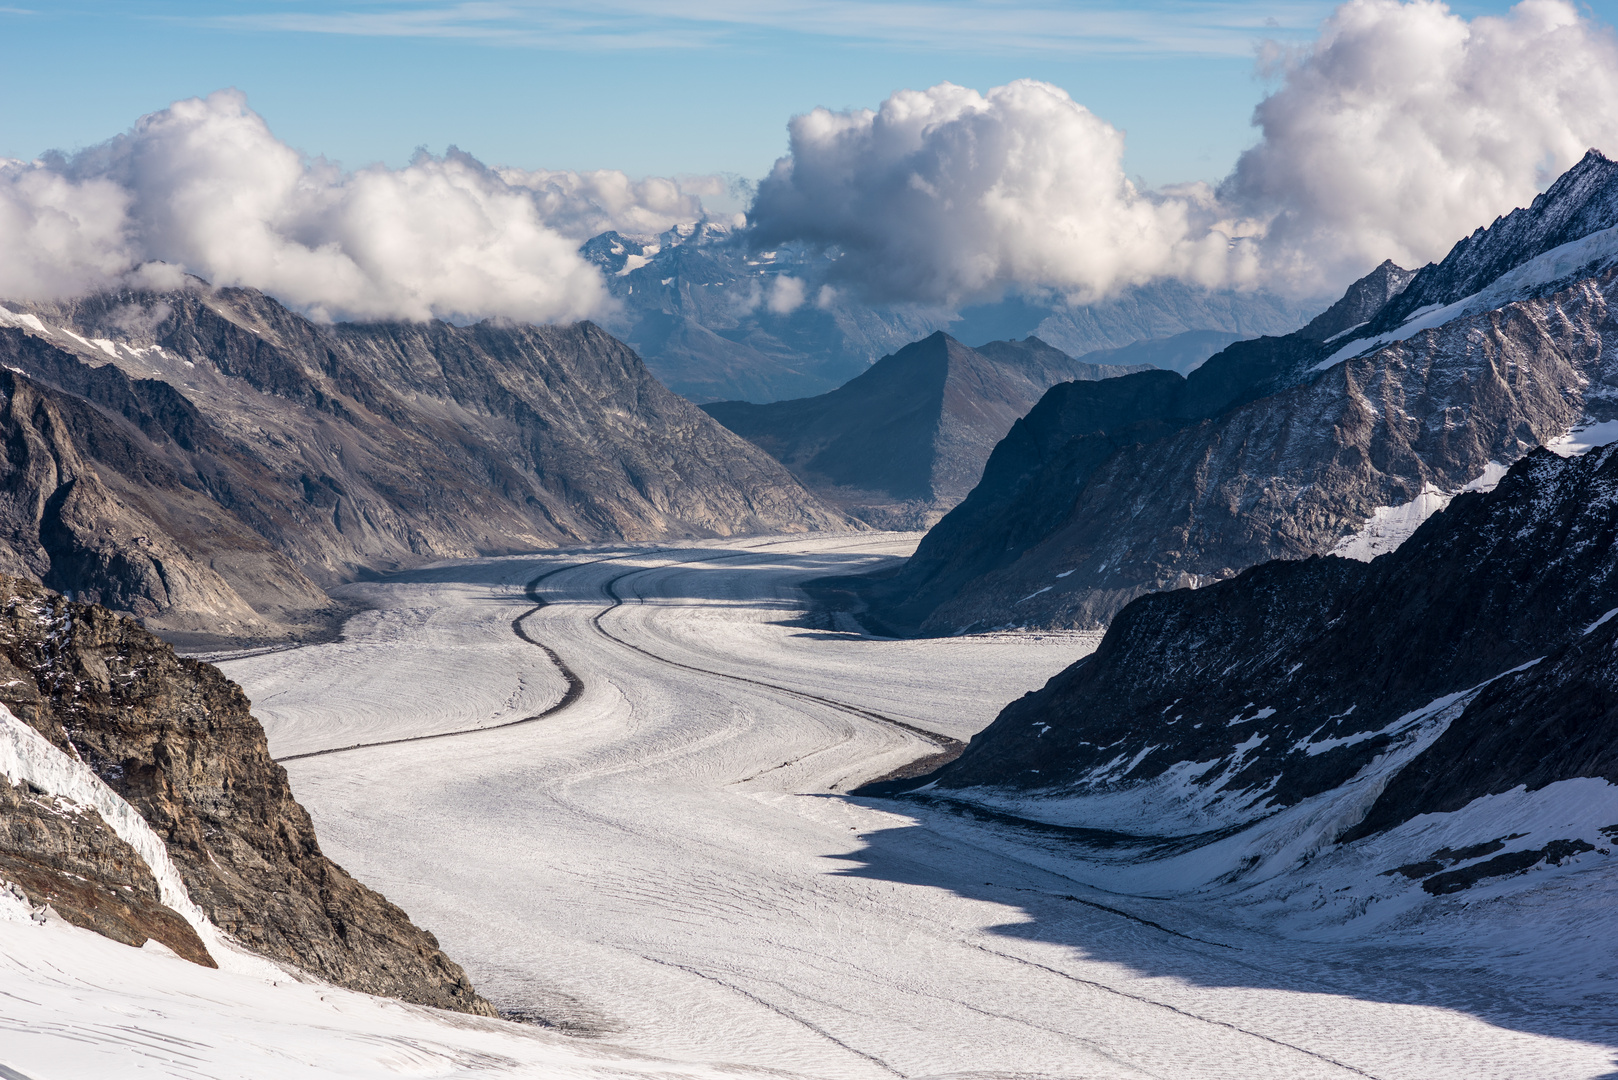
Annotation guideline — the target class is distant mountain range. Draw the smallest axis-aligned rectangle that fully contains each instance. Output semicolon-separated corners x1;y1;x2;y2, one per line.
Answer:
581;224;1318;403
703;333;1148;528
868;443;1617;919
850;151;1618;636
0;288;847;646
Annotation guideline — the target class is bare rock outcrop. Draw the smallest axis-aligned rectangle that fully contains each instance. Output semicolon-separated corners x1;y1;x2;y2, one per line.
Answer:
0;574;492;1014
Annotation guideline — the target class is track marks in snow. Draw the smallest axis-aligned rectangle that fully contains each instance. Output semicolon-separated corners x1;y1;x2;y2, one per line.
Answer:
964;941;1384;1079
641;957;905;1078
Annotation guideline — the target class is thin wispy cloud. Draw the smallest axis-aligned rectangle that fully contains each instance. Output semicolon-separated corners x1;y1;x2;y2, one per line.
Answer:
199;1;1330;56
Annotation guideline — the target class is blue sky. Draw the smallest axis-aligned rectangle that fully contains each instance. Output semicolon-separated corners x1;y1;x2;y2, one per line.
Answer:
5;1;1617;193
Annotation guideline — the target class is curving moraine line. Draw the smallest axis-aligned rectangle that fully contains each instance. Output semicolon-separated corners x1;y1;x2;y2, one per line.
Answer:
273;549;648;763
274;535;919;764
585;556;964;763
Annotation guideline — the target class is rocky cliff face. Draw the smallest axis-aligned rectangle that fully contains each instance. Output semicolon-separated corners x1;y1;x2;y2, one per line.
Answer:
860;152;1618;636
0;574;491;1012
703;332;1146;528
582;224;1316;403
877;446;1618;900
0;288;848;644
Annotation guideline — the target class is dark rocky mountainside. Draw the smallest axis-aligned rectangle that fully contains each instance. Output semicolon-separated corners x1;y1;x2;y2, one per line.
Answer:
878;446;1618;894
853;153;1618;636
703;333;1146;528
0;287;847;644
582;224;1316;403
0;574;492;1012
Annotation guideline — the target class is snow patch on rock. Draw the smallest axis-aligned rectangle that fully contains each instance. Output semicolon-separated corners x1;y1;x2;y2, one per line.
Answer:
1318;221;1618;371
0;703;276;976
1331;462;1509;562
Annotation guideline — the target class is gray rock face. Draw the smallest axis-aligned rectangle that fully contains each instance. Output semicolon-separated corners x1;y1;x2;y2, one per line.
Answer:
703;333;1147;528
0;772;215;967
0;574;494;1013
930;272;1613;633
896;447;1618;867
583;225;1318;403
0;288;847;643
862;153;1618;636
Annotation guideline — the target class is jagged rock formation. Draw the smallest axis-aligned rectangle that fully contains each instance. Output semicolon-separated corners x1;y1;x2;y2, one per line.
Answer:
0;288;848;644
702;333;1147;528
855;153;1618;635
1364;149;1618;333
582;224;1316;403
0;574;492;1012
876;446;1618;897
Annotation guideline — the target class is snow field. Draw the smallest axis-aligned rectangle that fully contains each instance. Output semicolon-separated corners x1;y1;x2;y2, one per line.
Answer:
206;534;1617;1079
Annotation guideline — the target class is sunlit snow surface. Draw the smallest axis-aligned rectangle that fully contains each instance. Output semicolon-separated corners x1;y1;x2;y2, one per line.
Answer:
10;534;1615;1078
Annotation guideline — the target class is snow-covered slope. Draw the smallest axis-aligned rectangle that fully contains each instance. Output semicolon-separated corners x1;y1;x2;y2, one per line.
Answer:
0;894;811;1080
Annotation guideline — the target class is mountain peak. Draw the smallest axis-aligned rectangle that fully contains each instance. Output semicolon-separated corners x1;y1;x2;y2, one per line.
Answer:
1298;258;1415;342
1367;150;1618;331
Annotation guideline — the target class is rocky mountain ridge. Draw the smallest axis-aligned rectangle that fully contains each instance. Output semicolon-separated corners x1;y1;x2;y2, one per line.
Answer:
0;288;847;645
703;332;1148;528
851;152;1618;635
582;223;1318;403
872;445;1618;911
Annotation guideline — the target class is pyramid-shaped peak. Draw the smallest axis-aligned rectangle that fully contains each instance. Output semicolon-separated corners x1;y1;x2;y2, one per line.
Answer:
1300;258;1415;342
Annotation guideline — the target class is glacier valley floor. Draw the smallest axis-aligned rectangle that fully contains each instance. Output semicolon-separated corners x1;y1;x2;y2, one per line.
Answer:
8;533;1613;1079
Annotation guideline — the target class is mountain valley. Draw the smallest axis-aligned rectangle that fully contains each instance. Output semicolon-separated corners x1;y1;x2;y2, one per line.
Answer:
704;332;1147;527
3;84;1618;1080
0;288;845;646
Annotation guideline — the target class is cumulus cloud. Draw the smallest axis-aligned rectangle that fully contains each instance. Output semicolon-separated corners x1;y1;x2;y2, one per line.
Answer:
748;79;1247;305
0;90;711;323
495;166;716;240
1225;0;1618;294
748;0;1618;303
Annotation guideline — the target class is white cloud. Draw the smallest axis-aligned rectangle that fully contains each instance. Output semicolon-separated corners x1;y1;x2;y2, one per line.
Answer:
494;166;714;240
747;0;1618;303
748;79;1253;305
0;161;135;301
766;275;807;314
0;90;709;323
1224;0;1618;295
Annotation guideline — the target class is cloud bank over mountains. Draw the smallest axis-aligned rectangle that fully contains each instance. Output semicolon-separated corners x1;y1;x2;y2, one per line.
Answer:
0;90;712;323
4;1;1618;322
751;0;1618;304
